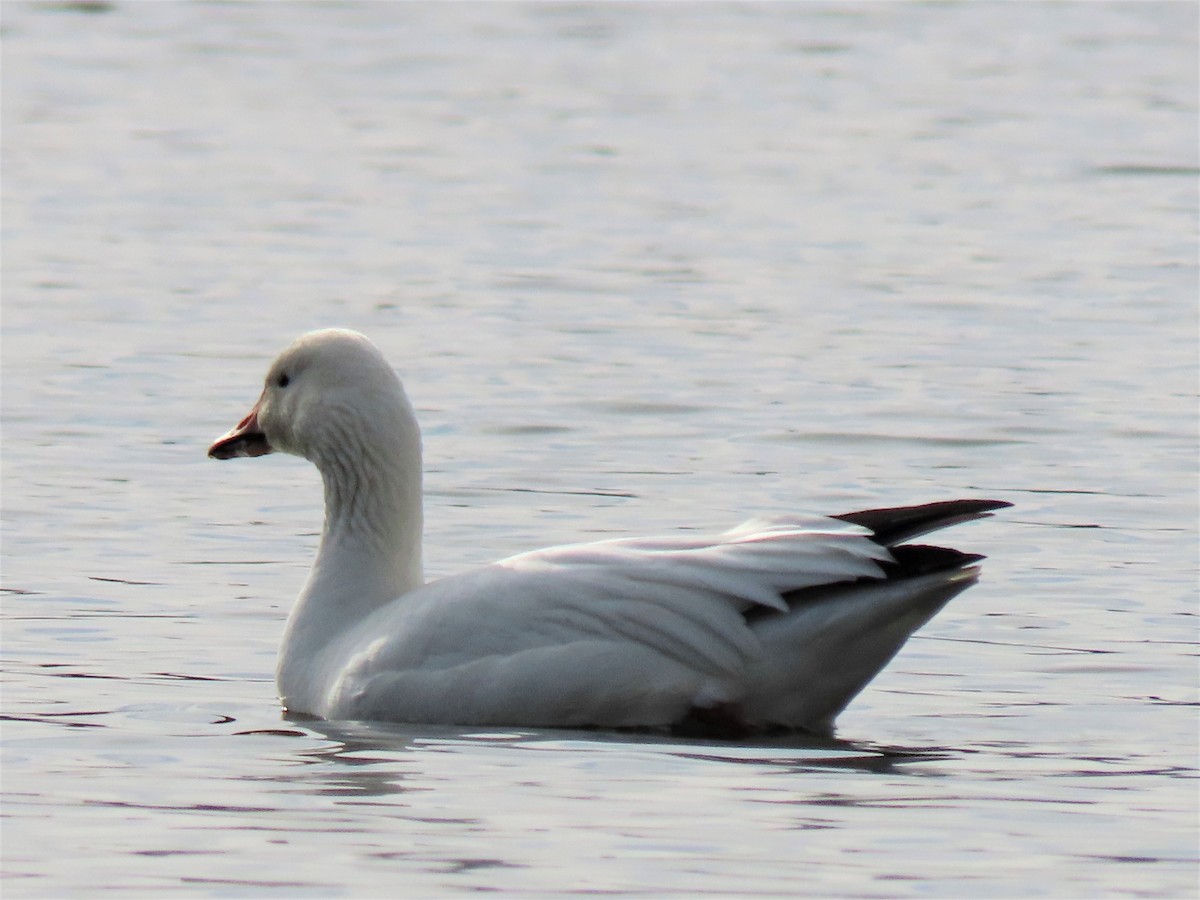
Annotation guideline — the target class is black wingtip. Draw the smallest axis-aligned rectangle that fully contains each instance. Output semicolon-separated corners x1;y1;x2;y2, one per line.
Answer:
832;499;1011;546
885;544;985;578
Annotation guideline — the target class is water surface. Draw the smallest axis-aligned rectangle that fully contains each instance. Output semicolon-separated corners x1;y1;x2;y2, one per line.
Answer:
3;3;1197;897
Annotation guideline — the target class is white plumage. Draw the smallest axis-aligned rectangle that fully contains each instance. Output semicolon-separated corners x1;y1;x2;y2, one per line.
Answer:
209;328;1008;735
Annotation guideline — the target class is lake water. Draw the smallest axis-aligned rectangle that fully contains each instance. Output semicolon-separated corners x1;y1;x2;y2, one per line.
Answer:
2;2;1197;897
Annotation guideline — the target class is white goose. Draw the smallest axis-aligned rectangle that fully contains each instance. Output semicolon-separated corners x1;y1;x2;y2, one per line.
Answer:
209;328;1008;736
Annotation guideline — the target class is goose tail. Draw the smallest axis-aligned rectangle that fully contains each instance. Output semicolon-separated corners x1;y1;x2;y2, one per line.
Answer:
741;499;1009;734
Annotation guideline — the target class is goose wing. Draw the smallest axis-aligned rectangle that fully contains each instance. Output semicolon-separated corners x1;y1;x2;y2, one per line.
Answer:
325;516;891;726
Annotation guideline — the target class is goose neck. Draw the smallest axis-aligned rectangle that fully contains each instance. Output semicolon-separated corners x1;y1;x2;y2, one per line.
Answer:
312;426;425;601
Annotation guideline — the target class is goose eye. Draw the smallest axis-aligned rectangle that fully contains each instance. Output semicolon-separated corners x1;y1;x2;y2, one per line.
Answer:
276;373;291;388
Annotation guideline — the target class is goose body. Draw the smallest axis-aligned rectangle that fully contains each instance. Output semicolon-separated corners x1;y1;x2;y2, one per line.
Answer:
209;328;1009;735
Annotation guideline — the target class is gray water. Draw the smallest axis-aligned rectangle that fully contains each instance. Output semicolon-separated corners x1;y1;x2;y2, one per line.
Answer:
2;2;1197;897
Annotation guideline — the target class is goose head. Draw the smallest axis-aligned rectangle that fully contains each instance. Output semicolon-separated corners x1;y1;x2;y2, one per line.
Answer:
210;328;427;642
208;328;417;468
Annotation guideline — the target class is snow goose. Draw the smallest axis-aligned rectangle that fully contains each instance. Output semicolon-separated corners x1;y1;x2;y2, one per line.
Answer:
209;328;1009;735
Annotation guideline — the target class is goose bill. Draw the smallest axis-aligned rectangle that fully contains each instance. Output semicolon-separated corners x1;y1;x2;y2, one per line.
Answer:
209;407;273;459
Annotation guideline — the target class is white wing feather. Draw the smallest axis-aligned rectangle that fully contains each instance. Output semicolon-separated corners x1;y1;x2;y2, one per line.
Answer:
318;516;892;725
